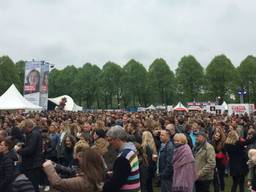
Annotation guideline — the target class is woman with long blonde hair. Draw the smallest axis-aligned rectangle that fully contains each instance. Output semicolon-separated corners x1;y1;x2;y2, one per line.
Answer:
141;131;157;192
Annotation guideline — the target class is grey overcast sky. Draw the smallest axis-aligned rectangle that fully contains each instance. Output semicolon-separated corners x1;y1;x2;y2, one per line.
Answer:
0;0;256;70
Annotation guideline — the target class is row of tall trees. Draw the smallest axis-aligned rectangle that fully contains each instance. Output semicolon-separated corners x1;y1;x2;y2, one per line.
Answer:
0;54;256;108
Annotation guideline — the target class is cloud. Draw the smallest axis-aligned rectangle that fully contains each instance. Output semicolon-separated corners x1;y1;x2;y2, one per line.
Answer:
0;0;256;70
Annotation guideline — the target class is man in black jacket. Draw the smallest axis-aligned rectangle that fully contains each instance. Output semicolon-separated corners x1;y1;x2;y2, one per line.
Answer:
0;138;15;192
158;129;174;192
16;119;43;192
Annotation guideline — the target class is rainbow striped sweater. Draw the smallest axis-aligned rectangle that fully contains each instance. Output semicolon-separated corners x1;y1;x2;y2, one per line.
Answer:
119;148;141;192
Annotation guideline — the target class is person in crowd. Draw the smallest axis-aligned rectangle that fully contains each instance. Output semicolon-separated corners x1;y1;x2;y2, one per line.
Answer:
176;116;186;133
11;122;35;192
247;149;256;192
12;170;35;192
135;142;148;192
212;127;227;192
172;133;196;192
193;131;216;192
74;132;90;155
43;148;105;192
125;120;142;143
103;125;141;192
166;123;176;141
141;131;157;192
47;124;60;162
158;129;174;192
0;138;15;192
91;129;108;168
190;121;200;147
54;141;90;179
225;130;249;192
82;122;93;145
15;119;44;192
92;129;109;156
62;134;77;167
8;119;24;144
0;129;7;142
247;128;256;150
57;122;70;163
183;124;194;149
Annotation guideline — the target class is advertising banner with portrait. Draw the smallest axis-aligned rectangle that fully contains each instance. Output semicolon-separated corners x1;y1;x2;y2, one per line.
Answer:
40;62;49;109
24;61;42;106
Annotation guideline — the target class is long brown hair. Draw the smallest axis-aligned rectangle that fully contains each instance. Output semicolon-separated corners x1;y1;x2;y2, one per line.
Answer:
80;148;105;190
212;126;226;151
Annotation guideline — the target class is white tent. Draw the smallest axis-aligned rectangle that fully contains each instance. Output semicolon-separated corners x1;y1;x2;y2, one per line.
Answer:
0;84;42;111
173;102;188;112
167;105;173;112
146;104;156;110
137;107;147;112
156;105;166;110
222;101;228;110
48;95;83;111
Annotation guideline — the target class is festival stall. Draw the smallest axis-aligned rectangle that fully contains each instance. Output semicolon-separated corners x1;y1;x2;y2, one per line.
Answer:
188;106;202;111
173;102;188;112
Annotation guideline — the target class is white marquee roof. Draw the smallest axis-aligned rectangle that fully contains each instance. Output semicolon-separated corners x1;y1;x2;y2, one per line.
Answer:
0;84;42;110
48;95;82;111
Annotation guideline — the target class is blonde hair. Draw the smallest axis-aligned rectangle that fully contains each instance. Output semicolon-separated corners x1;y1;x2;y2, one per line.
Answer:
248;149;256;163
173;133;187;144
142;131;157;155
248;149;256;159
225;130;239;145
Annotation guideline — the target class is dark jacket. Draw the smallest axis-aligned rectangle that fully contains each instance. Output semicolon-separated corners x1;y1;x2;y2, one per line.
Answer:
225;141;249;176
159;140;174;180
0;153;15;192
48;133;59;159
104;145;118;171
12;174;35;192
18;127;44;170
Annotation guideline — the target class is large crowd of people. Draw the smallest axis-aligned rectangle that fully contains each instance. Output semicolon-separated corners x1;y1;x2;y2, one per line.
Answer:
1;109;256;192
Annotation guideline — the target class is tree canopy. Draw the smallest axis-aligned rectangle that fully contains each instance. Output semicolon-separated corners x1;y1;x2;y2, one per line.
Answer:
0;54;255;108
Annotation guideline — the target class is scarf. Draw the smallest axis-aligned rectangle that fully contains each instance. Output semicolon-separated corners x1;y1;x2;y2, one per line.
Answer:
193;140;206;155
172;144;196;192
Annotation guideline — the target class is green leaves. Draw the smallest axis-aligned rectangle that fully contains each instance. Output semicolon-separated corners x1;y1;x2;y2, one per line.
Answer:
122;59;147;107
0;56;20;95
148;58;175;105
176;55;204;102
237;56;256;103
205;54;237;101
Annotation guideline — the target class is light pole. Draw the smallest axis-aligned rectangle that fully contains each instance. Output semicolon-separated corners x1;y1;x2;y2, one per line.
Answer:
238;89;247;103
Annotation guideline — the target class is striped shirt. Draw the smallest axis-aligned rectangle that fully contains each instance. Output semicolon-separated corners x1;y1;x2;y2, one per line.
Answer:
119;149;141;192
